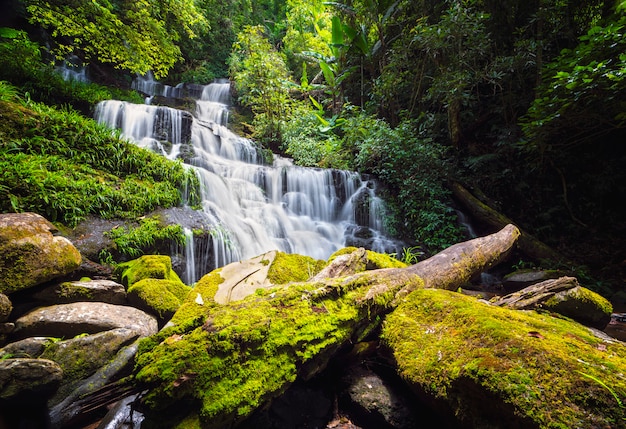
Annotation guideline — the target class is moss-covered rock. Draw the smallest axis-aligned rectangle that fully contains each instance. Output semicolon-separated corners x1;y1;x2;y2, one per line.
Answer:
0;212;82;294
0;293;12;323
266;252;326;284
542;285;612;329
133;265;407;428
40;328;140;406
382;289;626;429
116;255;182;288
328;247;407;271
128;278;191;321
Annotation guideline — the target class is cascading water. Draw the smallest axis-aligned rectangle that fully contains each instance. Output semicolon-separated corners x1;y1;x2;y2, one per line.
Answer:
95;80;401;283
56;56;89;83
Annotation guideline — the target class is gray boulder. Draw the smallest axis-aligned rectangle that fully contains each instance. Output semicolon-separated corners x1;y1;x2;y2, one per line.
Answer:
0;337;55;359
12;302;158;340
0;358;63;400
33;279;127;305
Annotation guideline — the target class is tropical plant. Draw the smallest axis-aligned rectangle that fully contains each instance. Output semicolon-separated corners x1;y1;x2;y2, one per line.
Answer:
105;216;185;258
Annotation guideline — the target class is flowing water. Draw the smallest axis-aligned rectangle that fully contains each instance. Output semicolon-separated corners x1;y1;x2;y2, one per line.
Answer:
95;79;401;283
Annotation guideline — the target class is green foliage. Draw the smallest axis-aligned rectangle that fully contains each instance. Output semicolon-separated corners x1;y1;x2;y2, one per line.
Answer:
0;92;200;227
345;114;463;250
24;0;207;78
106;217;186;259
229;25;293;146
280;104;340;167
0;29;143;108
521;13;626;152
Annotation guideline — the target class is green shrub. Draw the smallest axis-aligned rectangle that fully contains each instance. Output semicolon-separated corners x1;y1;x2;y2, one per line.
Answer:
346;115;463;251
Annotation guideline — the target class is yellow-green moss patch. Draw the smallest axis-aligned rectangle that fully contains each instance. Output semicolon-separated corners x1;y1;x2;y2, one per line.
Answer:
382;289;626;428
133;268;405;429
116;255;182;288
328;247;407;271
128;279;191;320
266;252;326;284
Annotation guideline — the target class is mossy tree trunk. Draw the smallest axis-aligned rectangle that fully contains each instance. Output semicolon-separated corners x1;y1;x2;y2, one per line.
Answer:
449;181;565;263
133;224;521;428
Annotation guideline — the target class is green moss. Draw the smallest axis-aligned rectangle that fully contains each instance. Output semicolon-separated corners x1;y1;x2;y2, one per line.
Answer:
363;250;407;270
327;247;407;271
168;270;224;326
116;255;182;288
382;289;626;428
266;252;326;284
58;282;94;300
128;279;192;319
545;286;613;315
133;269;401;429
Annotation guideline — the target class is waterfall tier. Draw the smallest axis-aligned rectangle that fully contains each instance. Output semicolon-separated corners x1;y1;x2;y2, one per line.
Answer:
95;80;401;282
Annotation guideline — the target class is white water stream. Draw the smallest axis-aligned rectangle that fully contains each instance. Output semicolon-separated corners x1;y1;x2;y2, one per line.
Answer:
95;79;400;283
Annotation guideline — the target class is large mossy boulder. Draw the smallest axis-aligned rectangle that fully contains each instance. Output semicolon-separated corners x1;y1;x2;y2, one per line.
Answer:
116;255;183;288
128;279;191;322
0;212;82;294
382;289;626;429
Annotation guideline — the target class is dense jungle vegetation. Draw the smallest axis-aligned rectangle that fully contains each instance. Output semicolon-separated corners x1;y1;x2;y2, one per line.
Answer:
0;0;625;295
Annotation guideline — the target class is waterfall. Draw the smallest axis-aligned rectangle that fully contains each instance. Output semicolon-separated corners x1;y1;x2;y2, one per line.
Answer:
182;228;196;285
95;80;401;282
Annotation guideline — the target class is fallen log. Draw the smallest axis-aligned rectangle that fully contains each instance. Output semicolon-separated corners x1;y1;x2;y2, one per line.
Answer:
132;224;521;429
449;181;565;263
491;276;612;329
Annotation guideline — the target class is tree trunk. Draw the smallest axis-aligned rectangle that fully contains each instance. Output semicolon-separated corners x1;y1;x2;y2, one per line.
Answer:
450;181;565;263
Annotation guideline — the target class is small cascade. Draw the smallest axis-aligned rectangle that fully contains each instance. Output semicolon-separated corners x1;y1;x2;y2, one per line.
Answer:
95;79;402;278
94;101;192;159
182;228;196;285
132;71;184;99
56;56;89;82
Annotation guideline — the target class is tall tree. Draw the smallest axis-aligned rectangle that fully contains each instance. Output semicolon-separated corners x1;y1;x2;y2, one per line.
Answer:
229;25;292;146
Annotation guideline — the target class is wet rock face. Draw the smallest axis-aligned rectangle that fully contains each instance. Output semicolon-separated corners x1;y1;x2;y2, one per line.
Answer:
0;358;63;400
0;212;82;294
